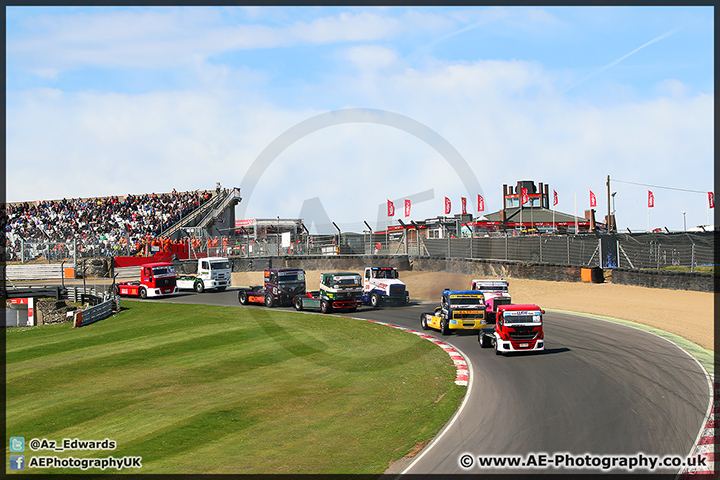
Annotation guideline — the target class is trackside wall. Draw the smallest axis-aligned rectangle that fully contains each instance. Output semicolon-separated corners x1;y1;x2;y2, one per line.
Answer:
212;255;715;293
611;268;715;292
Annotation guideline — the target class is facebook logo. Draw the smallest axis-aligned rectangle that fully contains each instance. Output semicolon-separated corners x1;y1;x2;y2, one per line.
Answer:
9;436;25;452
10;455;25;470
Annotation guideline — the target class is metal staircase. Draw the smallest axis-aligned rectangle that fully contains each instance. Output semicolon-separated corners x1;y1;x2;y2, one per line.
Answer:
159;188;242;239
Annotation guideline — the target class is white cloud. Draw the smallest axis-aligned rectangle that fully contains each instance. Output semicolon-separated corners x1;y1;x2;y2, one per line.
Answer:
344;45;398;71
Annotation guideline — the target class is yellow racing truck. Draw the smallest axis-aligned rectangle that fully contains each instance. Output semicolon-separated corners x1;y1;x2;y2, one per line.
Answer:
420;289;487;335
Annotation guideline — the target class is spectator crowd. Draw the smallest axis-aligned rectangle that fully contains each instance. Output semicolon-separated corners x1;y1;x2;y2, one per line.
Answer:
3;189;216;261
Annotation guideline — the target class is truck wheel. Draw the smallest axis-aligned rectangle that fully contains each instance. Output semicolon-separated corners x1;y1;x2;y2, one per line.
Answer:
440;317;450;335
480;333;492;348
420;313;429;330
238;291;248;305
370;292;381;308
139;287;147;299
320;300;331;314
265;294;275;308
194;280;205;293
293;297;303;311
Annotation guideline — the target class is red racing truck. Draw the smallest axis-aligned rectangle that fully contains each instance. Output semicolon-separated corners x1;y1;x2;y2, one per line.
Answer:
114;262;178;299
479;304;545;355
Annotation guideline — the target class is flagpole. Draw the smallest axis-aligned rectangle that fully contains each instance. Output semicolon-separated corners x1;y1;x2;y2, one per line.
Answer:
574;192;578;234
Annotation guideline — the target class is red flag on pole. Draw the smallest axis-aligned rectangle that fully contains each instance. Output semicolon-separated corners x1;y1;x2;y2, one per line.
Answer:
387;199;395;217
461;197;467;215
477;194;485;212
590;190;597;208
444;197;451;214
521;188;529;205
709;192;715;209
648;191;654;208
404;199;411;217
553;190;558;206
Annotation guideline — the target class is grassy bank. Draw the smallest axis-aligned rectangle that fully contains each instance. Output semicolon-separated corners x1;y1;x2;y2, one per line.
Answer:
6;302;464;474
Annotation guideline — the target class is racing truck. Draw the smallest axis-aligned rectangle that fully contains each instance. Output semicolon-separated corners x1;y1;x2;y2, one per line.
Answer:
293;272;362;314
361;266;409;307
420;290;487;335
479;304;545;355
471;278;512;322
176;257;231;293
237;268;306;308
114;262;178;299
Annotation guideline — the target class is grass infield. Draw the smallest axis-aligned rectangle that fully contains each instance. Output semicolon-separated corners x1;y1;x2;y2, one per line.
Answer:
6;301;464;474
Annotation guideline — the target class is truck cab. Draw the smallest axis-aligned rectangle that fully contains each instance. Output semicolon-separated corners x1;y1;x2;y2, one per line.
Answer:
420;290;487;335
361;267;409;307
238;268;306;307
471;278;512;322
479;304;545;355
294;272;362;313
115;262;178;298
176;257;231;292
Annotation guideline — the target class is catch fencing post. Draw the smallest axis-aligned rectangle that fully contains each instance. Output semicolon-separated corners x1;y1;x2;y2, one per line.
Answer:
567;236;570;265
691;244;695;272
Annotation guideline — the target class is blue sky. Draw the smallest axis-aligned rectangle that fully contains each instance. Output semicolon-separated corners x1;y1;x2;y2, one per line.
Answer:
6;6;714;232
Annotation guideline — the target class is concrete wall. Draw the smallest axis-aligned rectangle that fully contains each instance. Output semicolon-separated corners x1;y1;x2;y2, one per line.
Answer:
173;255;714;292
611;268;716;293
412;258;586;283
224;255;410;273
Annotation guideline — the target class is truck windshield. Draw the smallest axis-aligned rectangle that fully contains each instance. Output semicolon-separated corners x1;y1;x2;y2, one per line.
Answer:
279;271;305;283
504;312;542;324
153;266;175;276
478;285;507;292
449;297;483;306
333;277;360;288
210;261;230;270
374;270;397;279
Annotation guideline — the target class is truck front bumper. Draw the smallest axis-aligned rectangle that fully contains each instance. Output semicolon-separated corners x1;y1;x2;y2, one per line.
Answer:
206;279;230;289
496;337;544;353
448;319;487;330
147;286;179;297
331;300;361;310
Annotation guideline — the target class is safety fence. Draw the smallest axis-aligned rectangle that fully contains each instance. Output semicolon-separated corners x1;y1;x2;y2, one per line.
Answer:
230;231;715;271
4;231;714;271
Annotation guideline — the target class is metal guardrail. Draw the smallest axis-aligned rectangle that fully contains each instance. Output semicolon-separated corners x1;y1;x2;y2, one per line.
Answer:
66;286;111;303
5;264;65;281
72;299;116;328
2;286;65;300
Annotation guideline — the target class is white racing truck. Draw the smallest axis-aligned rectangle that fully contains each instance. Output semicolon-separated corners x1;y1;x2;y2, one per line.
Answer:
471;278;512;323
361;266;409;307
176;257;232;293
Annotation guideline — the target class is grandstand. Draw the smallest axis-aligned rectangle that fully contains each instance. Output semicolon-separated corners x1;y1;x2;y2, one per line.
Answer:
3;187;241;262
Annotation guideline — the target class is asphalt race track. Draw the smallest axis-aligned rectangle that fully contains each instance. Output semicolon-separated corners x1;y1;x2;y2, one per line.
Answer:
156;289;710;475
